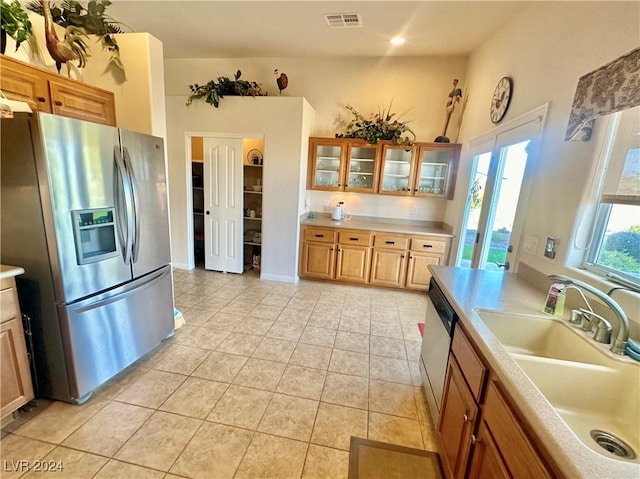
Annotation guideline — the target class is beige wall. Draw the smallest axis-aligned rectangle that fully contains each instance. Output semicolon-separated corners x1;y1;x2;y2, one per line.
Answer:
455;1;640;322
165;96;313;281
163;55;467;221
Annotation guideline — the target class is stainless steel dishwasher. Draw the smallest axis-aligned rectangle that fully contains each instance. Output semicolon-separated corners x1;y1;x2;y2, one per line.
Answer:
419;277;458;418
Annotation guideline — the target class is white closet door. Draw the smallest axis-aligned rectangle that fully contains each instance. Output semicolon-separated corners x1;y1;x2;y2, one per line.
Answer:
203;138;243;273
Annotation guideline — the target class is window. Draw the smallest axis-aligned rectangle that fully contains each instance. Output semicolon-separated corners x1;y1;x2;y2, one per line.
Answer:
585;106;640;286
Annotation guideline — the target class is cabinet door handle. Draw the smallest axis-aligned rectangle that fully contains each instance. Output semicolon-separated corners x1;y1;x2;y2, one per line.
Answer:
423;244;433;248
315;234;324;238
471;434;479;445
205;211;210;215
349;237;358;241
385;241;395;245
463;413;471;423
54;100;63;106
37;96;46;102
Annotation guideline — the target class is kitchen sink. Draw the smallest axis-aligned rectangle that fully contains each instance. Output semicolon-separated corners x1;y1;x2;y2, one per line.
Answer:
514;353;639;462
474;308;640;462
474;309;610;365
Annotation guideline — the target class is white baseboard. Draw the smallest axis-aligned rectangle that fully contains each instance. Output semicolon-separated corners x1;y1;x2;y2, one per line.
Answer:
260;273;299;284
171;262;193;270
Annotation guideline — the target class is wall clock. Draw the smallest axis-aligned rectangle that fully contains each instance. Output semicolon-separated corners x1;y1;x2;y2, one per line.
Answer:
490;77;513;124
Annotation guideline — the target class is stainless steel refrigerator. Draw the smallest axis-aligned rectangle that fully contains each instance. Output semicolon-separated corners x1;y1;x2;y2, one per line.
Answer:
1;112;174;404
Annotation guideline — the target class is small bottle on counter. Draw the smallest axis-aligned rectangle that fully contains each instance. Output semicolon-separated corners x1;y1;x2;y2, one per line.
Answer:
544;283;566;316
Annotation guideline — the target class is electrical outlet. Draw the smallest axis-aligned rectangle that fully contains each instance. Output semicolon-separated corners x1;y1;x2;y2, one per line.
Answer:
523;235;539;255
544;237;557;259
322;197;330;207
411;205;419;215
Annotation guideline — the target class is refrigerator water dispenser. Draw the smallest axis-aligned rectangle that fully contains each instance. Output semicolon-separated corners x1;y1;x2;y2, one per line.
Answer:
71;208;118;265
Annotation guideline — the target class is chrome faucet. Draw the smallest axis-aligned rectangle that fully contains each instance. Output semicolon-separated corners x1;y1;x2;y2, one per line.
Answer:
548;274;629;355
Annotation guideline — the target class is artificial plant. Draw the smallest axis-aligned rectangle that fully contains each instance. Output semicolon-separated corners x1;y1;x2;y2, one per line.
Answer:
336;103;416;145
1;0;33;52
186;70;267;108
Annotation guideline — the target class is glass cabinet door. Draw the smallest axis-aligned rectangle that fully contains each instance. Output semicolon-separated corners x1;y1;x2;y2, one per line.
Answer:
415;145;460;198
345;144;378;192
310;141;345;189
379;145;415;195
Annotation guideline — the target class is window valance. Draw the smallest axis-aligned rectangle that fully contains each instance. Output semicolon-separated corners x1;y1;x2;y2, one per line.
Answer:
565;46;640;141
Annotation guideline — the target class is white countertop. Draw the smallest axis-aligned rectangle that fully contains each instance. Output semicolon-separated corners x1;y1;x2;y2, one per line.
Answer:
300;214;454;237
429;265;640;479
0;264;25;280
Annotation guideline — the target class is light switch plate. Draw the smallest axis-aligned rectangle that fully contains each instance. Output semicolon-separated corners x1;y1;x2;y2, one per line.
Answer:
523;235;539;255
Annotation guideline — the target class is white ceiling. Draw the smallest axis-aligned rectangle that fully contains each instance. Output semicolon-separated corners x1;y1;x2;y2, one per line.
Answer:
107;1;531;59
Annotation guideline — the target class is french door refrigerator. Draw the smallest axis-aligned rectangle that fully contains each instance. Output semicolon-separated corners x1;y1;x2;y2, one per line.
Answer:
1;112;174;404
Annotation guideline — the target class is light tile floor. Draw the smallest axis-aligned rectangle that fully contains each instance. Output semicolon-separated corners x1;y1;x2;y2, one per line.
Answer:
1;268;440;479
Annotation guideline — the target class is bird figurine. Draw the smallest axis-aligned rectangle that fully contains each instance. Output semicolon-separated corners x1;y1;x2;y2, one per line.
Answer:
274;69;288;95
41;0;89;75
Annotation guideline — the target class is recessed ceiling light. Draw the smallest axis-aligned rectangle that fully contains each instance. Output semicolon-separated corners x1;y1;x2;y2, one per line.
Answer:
390;37;406;45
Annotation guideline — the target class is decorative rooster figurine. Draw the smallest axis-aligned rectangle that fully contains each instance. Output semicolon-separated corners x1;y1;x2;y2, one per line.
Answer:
41;0;88;75
274;69;288;95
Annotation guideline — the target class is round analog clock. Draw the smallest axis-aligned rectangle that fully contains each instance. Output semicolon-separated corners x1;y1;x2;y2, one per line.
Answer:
490;77;513;123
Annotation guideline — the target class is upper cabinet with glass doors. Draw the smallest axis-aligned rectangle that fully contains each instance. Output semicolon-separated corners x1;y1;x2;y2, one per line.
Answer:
308;138;379;193
378;144;416;196
414;143;461;199
378;142;461;199
308;138;460;198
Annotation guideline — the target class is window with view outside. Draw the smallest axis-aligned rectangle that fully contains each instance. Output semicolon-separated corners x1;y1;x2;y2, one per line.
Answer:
586;106;640;285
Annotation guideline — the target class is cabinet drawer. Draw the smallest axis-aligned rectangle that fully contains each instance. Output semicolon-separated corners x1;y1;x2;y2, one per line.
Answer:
0;288;19;323
338;231;372;245
410;237;448;254
373;234;409;250
452;326;487;401
303;228;337;243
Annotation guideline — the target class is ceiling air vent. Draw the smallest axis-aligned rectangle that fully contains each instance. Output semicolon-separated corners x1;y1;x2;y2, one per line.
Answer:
323;13;363;28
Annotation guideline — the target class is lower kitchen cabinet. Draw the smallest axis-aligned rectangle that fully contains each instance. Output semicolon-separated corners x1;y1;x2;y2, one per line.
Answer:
438;324;555;479
299;225;450;290
1;275;34;419
335;243;371;283
301;241;336;280
300;227;370;284
439;356;478;479
468;382;553;479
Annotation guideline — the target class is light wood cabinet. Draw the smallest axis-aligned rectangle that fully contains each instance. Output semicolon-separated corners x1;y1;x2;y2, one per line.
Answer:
300;226;370;283
307;138;379;193
370;234;410;288
307;137;460;198
438;324;555;479
1;276;34;419
439;356;479;479
378;142;461;199
469;381;552;479
300;225;450;290
0;55;116;126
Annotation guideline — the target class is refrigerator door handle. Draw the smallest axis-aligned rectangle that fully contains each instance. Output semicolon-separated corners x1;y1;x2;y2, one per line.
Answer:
123;147;141;263
114;146;134;264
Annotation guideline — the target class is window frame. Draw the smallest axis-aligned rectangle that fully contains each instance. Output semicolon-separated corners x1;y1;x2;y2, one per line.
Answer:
582;109;640;289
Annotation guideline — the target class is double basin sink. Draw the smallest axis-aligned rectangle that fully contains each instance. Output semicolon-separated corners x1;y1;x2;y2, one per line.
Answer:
474;309;639;463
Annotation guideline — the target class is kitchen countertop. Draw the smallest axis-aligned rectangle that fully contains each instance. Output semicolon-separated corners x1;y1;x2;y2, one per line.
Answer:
0;265;25;280
429;265;640;479
300;214;454;237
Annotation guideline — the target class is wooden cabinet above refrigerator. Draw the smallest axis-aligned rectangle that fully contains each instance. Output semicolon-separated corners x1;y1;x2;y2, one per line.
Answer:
0;55;116;126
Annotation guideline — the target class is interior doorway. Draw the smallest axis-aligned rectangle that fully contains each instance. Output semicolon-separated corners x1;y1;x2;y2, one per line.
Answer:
456;105;548;271
187;134;264;272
